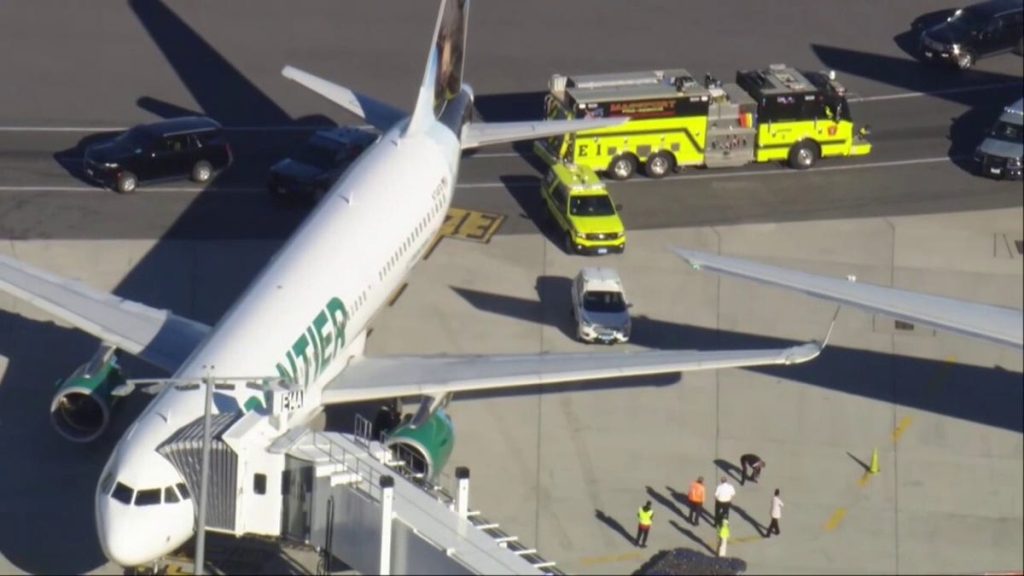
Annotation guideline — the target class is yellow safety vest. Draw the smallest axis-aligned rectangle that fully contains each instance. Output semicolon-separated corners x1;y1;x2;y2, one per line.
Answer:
718;520;730;540
638;507;654;526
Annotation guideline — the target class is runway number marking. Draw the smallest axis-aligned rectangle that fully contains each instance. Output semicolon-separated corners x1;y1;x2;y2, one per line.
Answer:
440;208;505;243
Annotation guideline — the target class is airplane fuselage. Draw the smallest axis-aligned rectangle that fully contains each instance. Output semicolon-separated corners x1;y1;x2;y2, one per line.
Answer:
95;116;463;566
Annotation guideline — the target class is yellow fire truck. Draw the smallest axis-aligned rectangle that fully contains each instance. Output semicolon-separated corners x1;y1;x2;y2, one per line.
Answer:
533;64;872;180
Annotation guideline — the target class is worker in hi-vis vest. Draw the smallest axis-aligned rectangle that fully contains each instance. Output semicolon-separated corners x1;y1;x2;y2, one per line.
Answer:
717;518;731;557
636;501;654;548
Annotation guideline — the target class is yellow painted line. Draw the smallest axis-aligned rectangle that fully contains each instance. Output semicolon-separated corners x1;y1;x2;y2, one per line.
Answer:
892;416;913;444
824;508;847;532
731;535;762;544
387;283;408;307
579;551;645;567
857;471;873;488
441;207;506;243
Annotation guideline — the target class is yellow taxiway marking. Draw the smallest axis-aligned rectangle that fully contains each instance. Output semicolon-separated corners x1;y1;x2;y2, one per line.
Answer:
891;416;913;444
824;508;847;532
857;471;873;489
440;207;506;243
731;535;763;544
579;551;645;567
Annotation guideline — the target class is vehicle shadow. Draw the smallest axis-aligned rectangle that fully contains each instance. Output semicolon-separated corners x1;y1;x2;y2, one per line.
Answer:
448;285;1023;434
947;99;1011;175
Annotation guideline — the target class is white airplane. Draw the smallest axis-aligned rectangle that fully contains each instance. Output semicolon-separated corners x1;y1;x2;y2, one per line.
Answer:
0;1;824;568
673;248;1023;350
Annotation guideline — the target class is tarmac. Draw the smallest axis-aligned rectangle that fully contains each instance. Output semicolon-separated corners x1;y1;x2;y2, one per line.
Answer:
0;0;1022;574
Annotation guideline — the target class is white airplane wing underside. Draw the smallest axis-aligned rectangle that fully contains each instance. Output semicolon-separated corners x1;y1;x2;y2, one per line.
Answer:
673;248;1024;350
460;118;627;150
0;253;210;372
320;343;822;404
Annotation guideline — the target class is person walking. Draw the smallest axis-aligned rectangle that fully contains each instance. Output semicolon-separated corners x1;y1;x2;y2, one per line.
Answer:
766;488;783;537
687;476;706;526
717;518;731;557
739;453;766;485
635;500;654;548
714;476;735;527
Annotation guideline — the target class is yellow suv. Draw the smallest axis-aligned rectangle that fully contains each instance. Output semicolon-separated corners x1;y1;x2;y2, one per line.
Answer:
541;163;626;255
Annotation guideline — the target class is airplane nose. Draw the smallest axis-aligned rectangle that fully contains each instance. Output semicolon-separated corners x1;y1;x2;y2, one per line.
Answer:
96;487;192;567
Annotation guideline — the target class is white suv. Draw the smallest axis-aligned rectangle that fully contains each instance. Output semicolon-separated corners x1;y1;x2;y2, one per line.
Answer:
571;267;632;344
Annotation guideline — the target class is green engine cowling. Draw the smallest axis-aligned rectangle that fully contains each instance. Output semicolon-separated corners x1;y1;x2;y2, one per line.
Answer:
50;344;126;443
383;408;455;483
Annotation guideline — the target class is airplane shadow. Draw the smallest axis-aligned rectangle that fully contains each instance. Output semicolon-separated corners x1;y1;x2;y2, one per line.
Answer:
3;0;354;572
595;509;635;545
449;284;1023;434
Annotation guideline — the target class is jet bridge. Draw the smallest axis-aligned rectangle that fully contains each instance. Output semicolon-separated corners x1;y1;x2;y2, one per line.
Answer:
154;380;562;575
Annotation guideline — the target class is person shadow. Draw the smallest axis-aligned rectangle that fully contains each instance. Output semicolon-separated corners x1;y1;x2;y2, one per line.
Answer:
668;520;716;555
594;509;634;545
714;459;744;483
646;485;687;520
730;503;766;537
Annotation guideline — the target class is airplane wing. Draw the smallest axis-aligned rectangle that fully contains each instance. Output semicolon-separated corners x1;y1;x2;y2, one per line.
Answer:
673;248;1023;350
460;118;628;150
320;343;822;404
0;253;211;372
282;65;405;132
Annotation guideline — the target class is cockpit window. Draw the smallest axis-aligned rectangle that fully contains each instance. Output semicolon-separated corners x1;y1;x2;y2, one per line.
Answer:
134;488;162;506
164;486;180;504
176;482;191;500
111;482;134;505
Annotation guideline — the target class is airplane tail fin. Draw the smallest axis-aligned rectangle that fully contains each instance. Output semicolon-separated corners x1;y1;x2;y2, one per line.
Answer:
406;0;470;135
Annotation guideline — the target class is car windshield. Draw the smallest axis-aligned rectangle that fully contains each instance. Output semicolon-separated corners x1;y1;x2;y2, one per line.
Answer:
989;121;1023;144
583;290;627;313
291;139;341;170
570;195;616;216
947;7;986;30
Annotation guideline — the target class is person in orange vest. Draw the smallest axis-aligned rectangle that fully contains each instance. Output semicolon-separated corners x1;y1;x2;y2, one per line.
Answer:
687;476;706;526
635;500;654;548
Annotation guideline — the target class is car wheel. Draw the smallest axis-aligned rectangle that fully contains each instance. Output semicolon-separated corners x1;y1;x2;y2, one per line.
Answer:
116;172;137;194
607;155;637;180
191;160;213;183
787;141;819;170
644;152;674;178
955;51;974;70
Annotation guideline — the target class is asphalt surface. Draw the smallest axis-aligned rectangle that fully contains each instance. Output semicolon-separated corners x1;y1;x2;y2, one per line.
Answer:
0;1;1021;575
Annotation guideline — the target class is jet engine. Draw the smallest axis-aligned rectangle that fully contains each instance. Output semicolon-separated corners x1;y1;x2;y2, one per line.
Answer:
50;344;126;443
383;407;455;483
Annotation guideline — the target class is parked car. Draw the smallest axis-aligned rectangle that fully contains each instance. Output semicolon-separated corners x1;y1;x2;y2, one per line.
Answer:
570;267;632;344
974;98;1023;179
268;127;378;201
83;116;232;194
918;0;1024;69
540;163;626;255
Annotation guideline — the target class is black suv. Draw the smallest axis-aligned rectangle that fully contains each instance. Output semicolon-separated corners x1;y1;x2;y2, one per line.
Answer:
83;116;232;193
918;0;1024;69
268;127;377;201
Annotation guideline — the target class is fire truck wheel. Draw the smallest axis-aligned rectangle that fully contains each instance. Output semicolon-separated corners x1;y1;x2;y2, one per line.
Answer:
788;141;819;170
607;155;637;180
644;152;674;179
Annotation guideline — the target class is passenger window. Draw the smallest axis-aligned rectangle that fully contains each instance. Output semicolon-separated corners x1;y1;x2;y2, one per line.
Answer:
164;486;180;503
111;482;134;504
134;488;162;506
176;482;191;500
254;473;267;495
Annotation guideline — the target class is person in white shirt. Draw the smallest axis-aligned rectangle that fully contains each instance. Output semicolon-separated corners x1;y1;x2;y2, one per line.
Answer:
714;476;735;527
766;488;783;537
